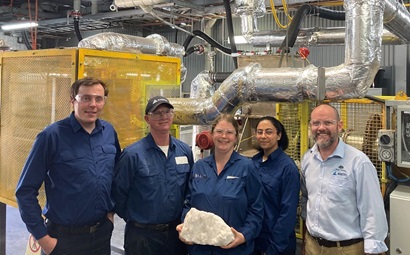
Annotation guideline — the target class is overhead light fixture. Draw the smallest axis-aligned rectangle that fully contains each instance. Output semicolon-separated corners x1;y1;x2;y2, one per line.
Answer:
1;21;38;31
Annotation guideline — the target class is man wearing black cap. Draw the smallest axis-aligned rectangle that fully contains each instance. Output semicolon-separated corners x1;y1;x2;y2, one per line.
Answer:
112;96;194;255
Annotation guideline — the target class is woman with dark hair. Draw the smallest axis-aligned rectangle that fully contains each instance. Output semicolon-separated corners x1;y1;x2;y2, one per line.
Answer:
252;116;300;255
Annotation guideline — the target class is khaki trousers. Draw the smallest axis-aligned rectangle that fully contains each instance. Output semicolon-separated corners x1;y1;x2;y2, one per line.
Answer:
305;232;365;255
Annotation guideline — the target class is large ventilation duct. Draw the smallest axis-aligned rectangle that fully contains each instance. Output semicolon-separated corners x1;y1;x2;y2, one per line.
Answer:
247;27;404;47
241;0;410;47
78;32;187;83
78;32;185;57
113;0;167;8
384;0;410;42
170;0;385;125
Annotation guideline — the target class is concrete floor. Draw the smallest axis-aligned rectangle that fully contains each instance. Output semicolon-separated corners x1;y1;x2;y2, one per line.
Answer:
6;205;302;255
5;205;125;255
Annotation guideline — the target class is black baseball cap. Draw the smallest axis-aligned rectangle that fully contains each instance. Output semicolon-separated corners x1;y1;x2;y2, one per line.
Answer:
145;96;174;115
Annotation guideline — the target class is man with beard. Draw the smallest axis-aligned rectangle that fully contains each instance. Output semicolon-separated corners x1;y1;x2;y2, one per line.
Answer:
300;104;388;255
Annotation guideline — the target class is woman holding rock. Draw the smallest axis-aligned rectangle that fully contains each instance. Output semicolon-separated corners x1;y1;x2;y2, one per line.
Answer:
177;114;263;255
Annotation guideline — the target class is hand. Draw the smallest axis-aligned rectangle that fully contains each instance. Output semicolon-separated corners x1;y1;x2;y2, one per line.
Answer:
220;227;245;249
37;235;57;255
176;223;193;245
107;212;114;223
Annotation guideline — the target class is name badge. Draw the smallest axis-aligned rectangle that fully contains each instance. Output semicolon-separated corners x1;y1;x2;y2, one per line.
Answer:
175;156;188;165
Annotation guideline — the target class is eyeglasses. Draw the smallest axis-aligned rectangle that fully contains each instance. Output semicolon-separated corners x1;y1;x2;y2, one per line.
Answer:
214;129;236;136
310;120;337;127
75;94;107;105
256;129;276;136
148;109;174;119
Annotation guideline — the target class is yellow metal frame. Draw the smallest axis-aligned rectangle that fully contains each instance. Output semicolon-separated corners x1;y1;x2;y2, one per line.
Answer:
0;48;181;207
277;98;389;239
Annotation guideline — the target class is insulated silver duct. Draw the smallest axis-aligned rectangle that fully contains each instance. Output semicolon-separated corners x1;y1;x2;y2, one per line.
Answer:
241;0;410;47
78;32;187;83
170;0;385;125
384;0;410;42
113;0;167;8
78;32;185;57
248;27;404;47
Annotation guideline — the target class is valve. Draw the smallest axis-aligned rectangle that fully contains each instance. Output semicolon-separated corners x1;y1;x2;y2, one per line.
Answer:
195;130;214;150
298;47;310;59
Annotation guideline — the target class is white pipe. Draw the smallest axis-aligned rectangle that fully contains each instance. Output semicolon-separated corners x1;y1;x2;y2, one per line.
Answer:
73;0;81;11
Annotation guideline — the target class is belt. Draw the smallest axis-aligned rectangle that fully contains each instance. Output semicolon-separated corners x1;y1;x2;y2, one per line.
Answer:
129;220;176;232
310;233;363;248
45;217;107;234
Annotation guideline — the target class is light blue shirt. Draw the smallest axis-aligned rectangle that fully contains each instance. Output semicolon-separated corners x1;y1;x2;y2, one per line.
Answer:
300;140;388;254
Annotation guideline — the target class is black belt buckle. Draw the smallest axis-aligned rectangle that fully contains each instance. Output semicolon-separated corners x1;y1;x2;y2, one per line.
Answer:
316;237;335;247
311;233;363;248
89;222;100;234
155;224;169;232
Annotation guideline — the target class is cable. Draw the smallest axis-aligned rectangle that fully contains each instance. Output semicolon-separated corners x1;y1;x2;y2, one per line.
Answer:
387;164;410;183
270;0;290;29
281;0;293;21
223;0;238;69
183;30;232;56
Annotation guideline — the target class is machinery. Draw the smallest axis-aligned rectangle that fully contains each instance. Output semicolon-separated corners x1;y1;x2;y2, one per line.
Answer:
0;48;181;207
378;99;410;255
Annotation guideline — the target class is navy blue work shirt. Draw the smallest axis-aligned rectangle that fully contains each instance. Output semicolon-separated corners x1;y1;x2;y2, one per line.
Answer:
15;112;121;240
182;151;263;255
252;148;300;254
112;133;193;224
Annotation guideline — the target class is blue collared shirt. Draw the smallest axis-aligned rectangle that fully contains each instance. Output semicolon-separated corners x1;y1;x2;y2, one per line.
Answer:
112;133;193;223
16;112;121;240
300;140;388;254
182;151;263;255
252;148;300;254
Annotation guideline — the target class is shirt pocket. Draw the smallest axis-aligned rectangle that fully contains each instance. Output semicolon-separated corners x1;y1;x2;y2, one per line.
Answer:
100;145;117;169
138;164;160;187
222;176;245;199
60;149;85;161
327;177;350;202
175;163;191;185
57;149;87;177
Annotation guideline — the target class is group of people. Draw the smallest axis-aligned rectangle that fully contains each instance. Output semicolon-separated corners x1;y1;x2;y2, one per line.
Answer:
15;77;388;255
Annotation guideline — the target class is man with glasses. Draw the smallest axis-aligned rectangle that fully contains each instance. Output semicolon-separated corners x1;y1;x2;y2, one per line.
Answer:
300;104;388;255
112;95;194;255
16;77;121;255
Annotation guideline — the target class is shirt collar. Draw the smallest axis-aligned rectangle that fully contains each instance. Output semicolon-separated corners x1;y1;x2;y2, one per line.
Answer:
69;111;103;133
253;147;283;162
204;150;242;166
145;133;175;150
310;138;345;159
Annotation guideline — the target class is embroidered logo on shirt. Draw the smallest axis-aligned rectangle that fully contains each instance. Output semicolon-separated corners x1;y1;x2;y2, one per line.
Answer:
333;165;347;176
193;173;207;179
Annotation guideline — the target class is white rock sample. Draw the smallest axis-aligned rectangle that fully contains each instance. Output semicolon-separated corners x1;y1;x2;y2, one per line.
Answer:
180;207;235;246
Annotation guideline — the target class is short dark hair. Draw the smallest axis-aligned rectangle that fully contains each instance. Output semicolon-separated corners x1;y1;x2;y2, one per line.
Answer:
255;116;289;151
70;77;109;100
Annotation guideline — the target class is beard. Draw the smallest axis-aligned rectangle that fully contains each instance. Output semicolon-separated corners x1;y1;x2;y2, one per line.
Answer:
314;131;337;149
